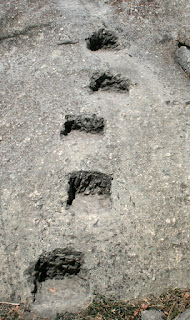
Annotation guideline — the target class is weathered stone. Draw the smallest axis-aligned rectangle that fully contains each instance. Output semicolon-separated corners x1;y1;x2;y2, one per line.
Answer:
0;0;190;317
175;46;190;76
30;277;91;317
26;248;82;298
141;310;166;320
178;26;190;47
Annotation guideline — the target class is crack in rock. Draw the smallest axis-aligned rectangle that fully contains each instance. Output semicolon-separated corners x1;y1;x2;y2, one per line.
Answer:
67;171;112;206
57;40;79;45
0;23;51;41
89;71;131;92
86;28;118;51
60;114;104;136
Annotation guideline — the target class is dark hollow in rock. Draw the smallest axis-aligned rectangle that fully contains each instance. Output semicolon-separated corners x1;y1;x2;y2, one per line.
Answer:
67;171;112;206
89;72;131;92
86;28;118;51
27;248;82;297
60;114;104;136
178;41;190;49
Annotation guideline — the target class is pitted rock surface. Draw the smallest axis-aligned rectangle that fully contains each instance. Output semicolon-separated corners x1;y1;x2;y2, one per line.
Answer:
0;0;190;318
86;28;119;51
26;248;82;297
67;171;112;205
141;310;166;320
60;114;104;136
89;71;131;92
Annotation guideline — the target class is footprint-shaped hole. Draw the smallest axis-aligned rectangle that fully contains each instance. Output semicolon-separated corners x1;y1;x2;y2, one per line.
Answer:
67;171;112;206
86;28;118;51
89;71;131;92
60;114;104;136
26;248;82;299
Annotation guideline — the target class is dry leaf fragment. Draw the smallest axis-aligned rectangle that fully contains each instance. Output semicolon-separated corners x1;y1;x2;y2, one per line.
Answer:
49;288;57;293
134;310;139;316
182;293;190;299
95;314;103;320
12;305;19;312
142;304;149;310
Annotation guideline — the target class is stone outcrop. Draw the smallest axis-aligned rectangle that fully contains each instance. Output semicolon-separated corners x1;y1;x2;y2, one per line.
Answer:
0;0;190;318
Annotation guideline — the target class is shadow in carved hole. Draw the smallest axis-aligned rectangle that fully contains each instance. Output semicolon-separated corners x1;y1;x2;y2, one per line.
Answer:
89;71;131;92
67;171;112;206
86;28;118;51
26;248;82;300
60;114;104;136
178;41;190;48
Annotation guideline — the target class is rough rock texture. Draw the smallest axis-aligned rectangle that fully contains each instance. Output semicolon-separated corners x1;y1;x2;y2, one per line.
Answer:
0;0;190;317
89;71;131;92
31;277;91;317
26;248;82;298
178;26;190;47
141;310;166;320
86;28;119;51
175;46;190;76
66;171;112;205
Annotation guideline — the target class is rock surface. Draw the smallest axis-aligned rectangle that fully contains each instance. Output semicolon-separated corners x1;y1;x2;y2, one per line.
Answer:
141;310;166;320
0;0;190;317
175;46;190;76
178;27;190;47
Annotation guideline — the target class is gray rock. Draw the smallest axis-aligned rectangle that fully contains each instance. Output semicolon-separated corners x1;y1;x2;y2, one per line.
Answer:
141;310;166;320
178;26;190;47
175;309;190;320
1;0;190;317
175;46;190;76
